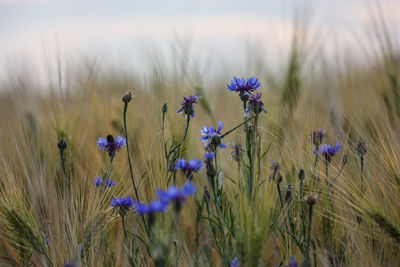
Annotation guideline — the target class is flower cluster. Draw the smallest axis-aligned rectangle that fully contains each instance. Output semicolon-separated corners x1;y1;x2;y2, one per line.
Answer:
94;177;116;187
226;76;267;115
97;135;126;157
201;121;226;151
314;143;341;162
176;93;201;118
111;197;134;216
175;158;203;178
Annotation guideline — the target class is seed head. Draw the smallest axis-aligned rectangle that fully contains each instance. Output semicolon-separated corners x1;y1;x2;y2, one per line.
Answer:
304;194;318;206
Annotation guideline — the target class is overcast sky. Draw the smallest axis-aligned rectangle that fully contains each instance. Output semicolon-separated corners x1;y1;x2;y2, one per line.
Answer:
0;0;399;85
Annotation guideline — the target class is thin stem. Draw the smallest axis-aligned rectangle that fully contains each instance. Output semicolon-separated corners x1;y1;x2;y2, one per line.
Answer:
123;103;140;201
311;154;319;186
249;114;259;199
306;205;314;263
220;115;255;139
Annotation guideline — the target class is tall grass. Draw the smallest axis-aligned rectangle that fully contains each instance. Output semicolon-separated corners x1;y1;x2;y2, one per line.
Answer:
0;11;399;267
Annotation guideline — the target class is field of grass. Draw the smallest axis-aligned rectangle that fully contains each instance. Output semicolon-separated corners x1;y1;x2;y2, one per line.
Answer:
0;11;399;267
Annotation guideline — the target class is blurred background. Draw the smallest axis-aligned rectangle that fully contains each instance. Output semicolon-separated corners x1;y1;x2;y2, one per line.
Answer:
1;0;399;89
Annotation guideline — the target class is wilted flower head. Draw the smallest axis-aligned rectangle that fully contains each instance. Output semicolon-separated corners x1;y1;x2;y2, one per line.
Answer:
122;90;133;103
246;93;267;114
231;256;239;267
315;143;341;162
157;182;197;211
229;142;245;162
176;93;201;118
285;257;298;267
310;129;326;148
201;121;226;151
227;76;261;97
97;135;126;157
304;194;318;206
355;140;367;157
175;158;203;178
285;184;293;203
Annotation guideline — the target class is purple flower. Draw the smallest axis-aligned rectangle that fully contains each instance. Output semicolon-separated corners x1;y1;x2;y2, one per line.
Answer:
285;257;298;267
201;121;226;151
94;177;103;187
94;177;116;187
227;76;261;97
175;158;203;178
156;182;197;211
231;257;239;267
314;143;341;162
97;135;126;157
176;93;201;118
111;197;134;208
203;153;215;165
104;179;116;187
246;93;267;114
134;200;168;215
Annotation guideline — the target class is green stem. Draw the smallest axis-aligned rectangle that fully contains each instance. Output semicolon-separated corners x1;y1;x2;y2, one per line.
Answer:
311;154;319;186
306;205;314;262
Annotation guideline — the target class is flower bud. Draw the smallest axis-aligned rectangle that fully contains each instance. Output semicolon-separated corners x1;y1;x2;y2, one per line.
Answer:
57;138;67;150
162;103;168;113
122;90;133;103
298;168;305;181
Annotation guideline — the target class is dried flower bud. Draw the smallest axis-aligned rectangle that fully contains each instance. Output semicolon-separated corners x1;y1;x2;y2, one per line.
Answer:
304;194;318;206
268;159;281;182
355;140;367;157
298;168;305;181
122;90;133;103
203;186;211;203
285;184;293;203
162;103;168;113
57;138;67;150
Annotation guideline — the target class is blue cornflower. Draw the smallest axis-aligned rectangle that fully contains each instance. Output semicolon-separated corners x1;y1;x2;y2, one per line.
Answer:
111;197;134;208
176;93;201;118
285;257;298;267
201;121;226;151
227;76;261;97
231;257;239;267
156;182;197;211
97;135;126;157
134;200;168;215
203;153;215;165
246;93;267;114
175;158;203;178
94;177;116;187
94;177;103;187
314;143;341;162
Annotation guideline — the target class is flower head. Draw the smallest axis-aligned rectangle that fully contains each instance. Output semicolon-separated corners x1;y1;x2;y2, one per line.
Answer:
231;257;239;267
355;140;367;157
97;135;126;157
315;143;341;162
134;200;168;216
203;153;215;165
57;138;67;150
227;76;261;97
122;90;133;103
246;93;267;114
111;197;134;208
201;121;226;151
111;197;134;216
156;182;197;211
175;158;203;178
285;257;298;267
94;177;116;187
176;93;201;118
